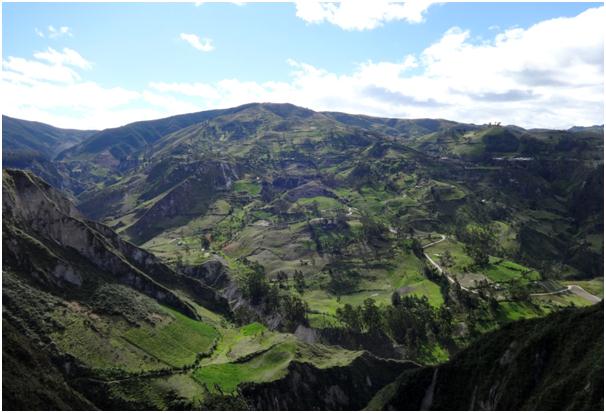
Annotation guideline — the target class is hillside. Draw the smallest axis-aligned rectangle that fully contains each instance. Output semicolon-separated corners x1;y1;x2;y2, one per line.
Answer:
2;168;412;410
2;115;96;160
367;302;604;410
2;103;603;410
2;116;97;194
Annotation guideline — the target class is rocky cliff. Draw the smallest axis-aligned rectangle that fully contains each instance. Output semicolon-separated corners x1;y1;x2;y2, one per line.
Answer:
367;303;604;411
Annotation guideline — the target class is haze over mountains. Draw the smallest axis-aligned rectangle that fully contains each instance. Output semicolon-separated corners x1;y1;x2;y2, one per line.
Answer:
2;103;603;410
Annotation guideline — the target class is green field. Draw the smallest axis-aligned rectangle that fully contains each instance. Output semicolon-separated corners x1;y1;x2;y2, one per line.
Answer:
193;341;295;393
193;337;361;393
296;195;343;210
484;258;540;284
123;307;218;367
233;180;261;195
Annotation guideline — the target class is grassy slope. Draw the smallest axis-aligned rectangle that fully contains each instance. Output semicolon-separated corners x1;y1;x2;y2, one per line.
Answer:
367;303;604;411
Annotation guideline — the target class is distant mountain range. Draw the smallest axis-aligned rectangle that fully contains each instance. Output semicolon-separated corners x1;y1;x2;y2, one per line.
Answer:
2;103;603;410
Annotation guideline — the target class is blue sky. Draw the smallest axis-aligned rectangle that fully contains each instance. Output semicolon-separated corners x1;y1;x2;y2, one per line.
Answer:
2;2;604;129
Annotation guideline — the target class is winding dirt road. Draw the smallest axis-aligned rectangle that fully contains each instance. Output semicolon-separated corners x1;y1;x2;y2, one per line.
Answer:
422;233;602;303
530;284;601;304
422;234;473;292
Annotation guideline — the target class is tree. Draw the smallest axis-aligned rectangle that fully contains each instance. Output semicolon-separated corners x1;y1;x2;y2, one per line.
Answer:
361;214;387;242
462;224;497;268
281;294;309;331
200;235;210;251
335;303;362;332
439;250;453;267
293;270;305;294
391;291;402;307
335;208;348;227
275;271;288;289
328;268;360;294
310;200;320;217
245;271;269;305
175;253;184;271
509;279;530;302
361;298;382;333
264;284;281;312
410;238;424;259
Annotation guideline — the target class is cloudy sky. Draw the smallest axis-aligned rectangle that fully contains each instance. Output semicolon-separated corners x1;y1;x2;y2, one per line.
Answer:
2;1;604;130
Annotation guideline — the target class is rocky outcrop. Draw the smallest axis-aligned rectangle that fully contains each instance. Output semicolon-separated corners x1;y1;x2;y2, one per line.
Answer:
368;303;604;411
2;169;228;320
124;160;239;244
283;180;336;202
315;328;401;359
241;352;417;410
184;256;284;329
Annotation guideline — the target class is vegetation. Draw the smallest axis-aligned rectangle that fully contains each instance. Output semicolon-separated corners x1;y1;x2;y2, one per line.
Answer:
2;104;603;410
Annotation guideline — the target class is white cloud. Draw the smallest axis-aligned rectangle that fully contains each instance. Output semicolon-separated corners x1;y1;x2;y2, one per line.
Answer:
295;0;434;30
34;47;92;70
49;25;73;38
3;56;81;84
1;48;197;129
5;6;604;130
35;25;73;39
153;6;604;128
150;81;222;100
179;33;214;52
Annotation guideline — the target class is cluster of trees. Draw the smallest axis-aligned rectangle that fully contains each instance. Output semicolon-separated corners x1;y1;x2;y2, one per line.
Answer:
240;260;309;331
458;224;498;268
394;237;424;258
327;267;361;295
360;214;387;241
439;250;454;267
272;269;306;294
293;270;305;293
335;295;454;355
200;234;211;250
307;218;353;256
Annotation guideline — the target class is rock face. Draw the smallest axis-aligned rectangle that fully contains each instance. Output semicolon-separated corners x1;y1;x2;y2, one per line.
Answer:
2;168;228;319
368;303;604;411
184;256;284;329
77;159;239;244
283;180;336;202
241;353;417;410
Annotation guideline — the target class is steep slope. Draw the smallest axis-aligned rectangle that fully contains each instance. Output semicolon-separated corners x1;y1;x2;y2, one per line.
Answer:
75;103;400;243
322;111;472;139
2;115;96;160
62;104;602;343
2;168;230;318
4;104;603;353
1;168;414;410
367;303;604;410
55;103;277;164
2;116;97;193
2;168;223;408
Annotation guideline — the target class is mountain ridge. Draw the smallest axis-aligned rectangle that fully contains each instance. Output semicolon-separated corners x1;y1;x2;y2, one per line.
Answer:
2;102;603;410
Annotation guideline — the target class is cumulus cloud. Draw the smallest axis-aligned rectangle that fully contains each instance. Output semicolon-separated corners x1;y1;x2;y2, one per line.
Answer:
180;33;214;52
35;25;73;39
49;25;73;38
295;0;434;30
3;48;91;84
34;47;92;70
1;48;196;129
5;6;604;130
153;6;604;128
